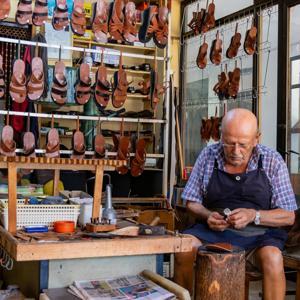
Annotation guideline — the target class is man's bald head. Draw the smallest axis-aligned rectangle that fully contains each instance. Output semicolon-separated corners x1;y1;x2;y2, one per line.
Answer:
221;108;258;138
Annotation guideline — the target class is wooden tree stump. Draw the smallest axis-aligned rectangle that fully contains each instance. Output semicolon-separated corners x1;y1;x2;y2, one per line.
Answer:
195;247;245;300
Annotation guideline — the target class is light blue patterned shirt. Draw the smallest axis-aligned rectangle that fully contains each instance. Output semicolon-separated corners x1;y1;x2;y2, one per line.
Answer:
182;143;297;211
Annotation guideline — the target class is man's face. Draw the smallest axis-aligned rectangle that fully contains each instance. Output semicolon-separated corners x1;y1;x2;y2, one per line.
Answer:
221;131;260;167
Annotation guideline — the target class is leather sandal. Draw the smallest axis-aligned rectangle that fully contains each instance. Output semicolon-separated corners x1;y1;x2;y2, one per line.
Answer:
131;138;146;177
46;115;60;158
153;3;168;49
70;0;86;36
226;23;241;59
0;0;10;20
114;120;130;174
210;107;221;141
0;55;5;100
94;133;105;158
136;79;150;95
188;6;205;35
244;21;257;55
16;0;32;25
23;113;35;157
112;53;131;108
27;56;44;101
94;50;111;108
52;0;69;31
72;118;86;159
75;63;91;105
228;66;240;99
0;113;16;157
210;30;222;65
51;60;67;105
123;1;137;43
92;0;108;43
201;0;215;33
200;118;212;141
9;59;26;103
138;5;158;43
196;36;208;69
108;0;124;42
32;0;48;26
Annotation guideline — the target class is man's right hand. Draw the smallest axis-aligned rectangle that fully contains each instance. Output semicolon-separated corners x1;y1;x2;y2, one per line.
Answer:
207;212;230;231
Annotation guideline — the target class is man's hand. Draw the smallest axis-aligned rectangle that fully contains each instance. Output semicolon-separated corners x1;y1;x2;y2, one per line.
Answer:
207;212;230;231
227;208;256;229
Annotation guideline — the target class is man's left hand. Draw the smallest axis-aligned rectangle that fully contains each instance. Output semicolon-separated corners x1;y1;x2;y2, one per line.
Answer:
227;208;256;229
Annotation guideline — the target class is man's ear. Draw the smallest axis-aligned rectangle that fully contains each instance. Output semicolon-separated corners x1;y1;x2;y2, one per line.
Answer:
255;132;261;145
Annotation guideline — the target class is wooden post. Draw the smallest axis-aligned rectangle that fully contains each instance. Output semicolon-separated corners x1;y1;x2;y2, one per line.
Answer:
8;162;17;233
195;248;245;300
92;165;104;221
53;169;60;196
296;270;300;300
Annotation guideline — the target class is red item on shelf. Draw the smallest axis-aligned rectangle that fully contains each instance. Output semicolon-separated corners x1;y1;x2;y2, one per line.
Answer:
54;221;75;233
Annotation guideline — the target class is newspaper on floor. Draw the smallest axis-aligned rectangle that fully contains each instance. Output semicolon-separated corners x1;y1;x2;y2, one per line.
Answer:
69;274;176;300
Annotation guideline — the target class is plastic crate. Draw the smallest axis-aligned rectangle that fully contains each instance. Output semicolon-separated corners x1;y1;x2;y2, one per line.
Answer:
0;200;80;230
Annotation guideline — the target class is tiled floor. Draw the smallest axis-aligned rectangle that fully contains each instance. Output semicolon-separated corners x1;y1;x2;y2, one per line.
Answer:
249;280;296;300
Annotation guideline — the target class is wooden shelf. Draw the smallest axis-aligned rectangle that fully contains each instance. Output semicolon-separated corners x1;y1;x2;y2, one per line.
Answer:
0;226;193;261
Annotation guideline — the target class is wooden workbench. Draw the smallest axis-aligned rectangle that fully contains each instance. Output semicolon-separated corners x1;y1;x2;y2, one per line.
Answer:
0;226;193;262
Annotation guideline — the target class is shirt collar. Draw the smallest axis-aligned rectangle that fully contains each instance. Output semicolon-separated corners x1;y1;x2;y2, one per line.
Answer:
213;142;262;171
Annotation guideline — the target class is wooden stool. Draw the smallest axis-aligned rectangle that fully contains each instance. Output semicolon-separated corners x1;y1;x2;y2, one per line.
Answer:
195;246;245;300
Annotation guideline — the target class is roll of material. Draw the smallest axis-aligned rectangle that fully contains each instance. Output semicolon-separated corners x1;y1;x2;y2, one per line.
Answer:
53;221;75;233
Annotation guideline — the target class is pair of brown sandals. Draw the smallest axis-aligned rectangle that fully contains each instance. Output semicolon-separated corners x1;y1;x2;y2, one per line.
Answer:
94;49;111;108
52;0;69;31
72;117;86;159
51;58;67;105
188;1;215;35
23;112;36;157
244;21;257;55
75;63;92;105
15;0;48;25
46;116;60;158
0;0;10;21
0;55;6;100
213;65;241;100
9;56;44;103
200;107;224;142
113;122;146;177
107;0;138;43
112;52;131;108
70;0;86;36
226;23;241;59
138;1;169;48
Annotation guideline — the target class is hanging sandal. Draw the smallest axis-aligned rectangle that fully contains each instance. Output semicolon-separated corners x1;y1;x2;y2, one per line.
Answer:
94;49;111;108
108;0;125;42
27;56;44;101
187;4;205;35
123;1;137;43
112;52;131;108
94;119;105;158
92;0;109;43
114;120;130;174
200;118;212;141
210;30;222;65
201;0;215;33
228;65;240;99
16;0;32;25
0;113;16;157
244;20;257;56
226;23;241;59
0;55;5;100
0;0;10;20
51;56;67;105
52;0;69;31
138;5;158;43
32;0;48;26
131;138;146;177
196;35;208;69
153;1;168;49
23;112;35;157
46;115;60;158
75;63;91;105
70;0;86;36
71;117;86;159
9;59;26;103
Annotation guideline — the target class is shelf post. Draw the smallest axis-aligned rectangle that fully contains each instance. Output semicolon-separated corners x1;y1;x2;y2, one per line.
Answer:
8;161;17;233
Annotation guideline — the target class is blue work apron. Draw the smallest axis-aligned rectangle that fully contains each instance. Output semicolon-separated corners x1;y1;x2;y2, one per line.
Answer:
184;156;288;250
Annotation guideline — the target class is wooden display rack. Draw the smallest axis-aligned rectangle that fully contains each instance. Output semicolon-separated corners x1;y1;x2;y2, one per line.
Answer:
0;156;126;233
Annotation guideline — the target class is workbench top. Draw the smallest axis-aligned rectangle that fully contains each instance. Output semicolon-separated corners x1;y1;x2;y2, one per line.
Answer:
0;226;193;261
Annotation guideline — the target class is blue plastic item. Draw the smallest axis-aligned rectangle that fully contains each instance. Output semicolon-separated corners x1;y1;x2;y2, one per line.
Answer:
24;226;48;233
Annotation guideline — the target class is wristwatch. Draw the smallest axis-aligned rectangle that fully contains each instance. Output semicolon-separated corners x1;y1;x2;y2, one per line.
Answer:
254;211;261;225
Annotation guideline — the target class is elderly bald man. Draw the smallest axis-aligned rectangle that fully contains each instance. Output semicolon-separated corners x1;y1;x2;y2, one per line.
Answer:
175;108;297;300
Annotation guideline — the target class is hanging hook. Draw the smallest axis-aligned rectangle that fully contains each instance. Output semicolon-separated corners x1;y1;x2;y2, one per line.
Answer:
76;115;80;131
35;41;39;58
18;39;21;59
27;111;30;132
59;45;62;61
137;119;140;140
51;113;54;128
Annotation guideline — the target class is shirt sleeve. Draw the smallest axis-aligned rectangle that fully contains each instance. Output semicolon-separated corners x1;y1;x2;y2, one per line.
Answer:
270;155;298;211
181;148;208;204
